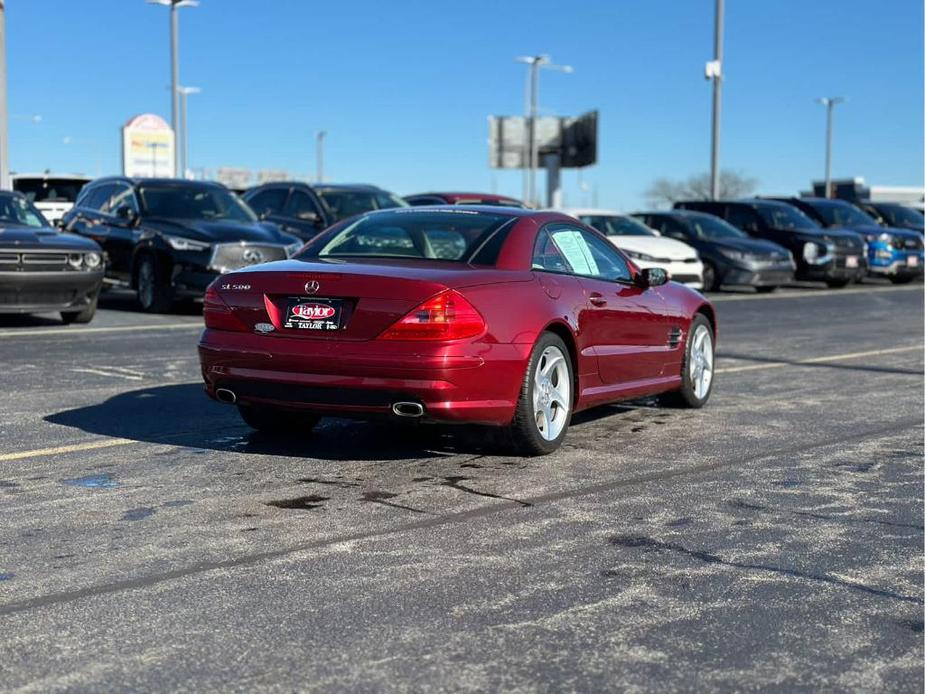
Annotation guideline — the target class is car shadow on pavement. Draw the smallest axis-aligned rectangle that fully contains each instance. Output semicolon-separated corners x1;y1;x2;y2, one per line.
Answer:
98;290;203;316
44;383;508;461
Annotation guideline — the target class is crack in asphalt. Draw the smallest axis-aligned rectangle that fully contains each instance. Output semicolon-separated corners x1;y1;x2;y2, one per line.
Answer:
727;498;925;531
608;534;923;605
0;418;919;618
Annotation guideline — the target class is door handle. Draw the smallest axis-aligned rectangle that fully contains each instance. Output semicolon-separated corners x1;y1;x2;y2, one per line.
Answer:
589;292;607;307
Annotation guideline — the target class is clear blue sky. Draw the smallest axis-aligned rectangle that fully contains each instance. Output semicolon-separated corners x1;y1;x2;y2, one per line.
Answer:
7;0;923;209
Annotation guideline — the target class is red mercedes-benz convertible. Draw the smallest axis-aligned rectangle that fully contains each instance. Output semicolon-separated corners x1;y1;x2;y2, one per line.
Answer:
198;207;716;454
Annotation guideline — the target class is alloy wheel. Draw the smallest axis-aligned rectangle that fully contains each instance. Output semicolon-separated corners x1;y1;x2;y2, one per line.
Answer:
689;324;714;400
532;345;570;441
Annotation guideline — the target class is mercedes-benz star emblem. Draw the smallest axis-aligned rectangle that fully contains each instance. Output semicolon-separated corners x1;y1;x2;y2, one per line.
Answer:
304;280;320;294
242;248;264;265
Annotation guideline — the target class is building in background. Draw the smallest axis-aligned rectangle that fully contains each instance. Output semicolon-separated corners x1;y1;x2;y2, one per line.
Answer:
805;177;925;206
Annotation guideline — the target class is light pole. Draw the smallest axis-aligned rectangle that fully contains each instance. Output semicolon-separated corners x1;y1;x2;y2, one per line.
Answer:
177;85;200;178
816;97;845;198
316;130;326;183
0;1;9;190
147;0;198;177
515;55;572;207
705;0;724;200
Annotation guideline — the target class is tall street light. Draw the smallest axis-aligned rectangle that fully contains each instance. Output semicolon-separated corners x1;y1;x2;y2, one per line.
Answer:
147;0;198;177
0;1;9;190
316;130;326;183
177;85;200;178
816;96;845;199
515;55;573;207
705;0;724;200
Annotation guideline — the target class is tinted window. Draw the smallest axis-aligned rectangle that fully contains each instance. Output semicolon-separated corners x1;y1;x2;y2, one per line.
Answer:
246;188;288;215
581;214;656;237
285;190;323;220
302;209;509;263
138;185;257;222
319;190;409;220
13;177;89;203
809;202;879;228
84;184;117;211
0;194;48;227
725;205;759;231
101;184;138;215
685;214;746;240
877;204;924;227
754;205;818;231
407;195;446;206
532;230;571;273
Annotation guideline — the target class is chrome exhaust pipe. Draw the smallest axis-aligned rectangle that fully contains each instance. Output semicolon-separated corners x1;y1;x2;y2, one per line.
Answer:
215;388;237;404
392;401;424;418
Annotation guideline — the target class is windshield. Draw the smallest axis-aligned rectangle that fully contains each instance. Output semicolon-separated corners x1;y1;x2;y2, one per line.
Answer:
318;190;409;221
811;202;878;228
138;185;257;222
581;215;656;237
300;209;510;264
0;194;49;227
686;214;746;240
756;205;818;231
878;204;924;228
14;177;89;203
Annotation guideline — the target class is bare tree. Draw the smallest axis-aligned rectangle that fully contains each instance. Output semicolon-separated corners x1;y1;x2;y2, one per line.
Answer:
645;170;758;208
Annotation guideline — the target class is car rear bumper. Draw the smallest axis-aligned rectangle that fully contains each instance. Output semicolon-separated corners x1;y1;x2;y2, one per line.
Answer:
197;329;530;425
0;270;103;314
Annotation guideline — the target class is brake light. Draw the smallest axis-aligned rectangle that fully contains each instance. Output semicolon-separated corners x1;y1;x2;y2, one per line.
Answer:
379;290;486;341
203;285;247;331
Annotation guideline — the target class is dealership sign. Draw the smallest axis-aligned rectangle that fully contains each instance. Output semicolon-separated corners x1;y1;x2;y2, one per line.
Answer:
122;113;175;178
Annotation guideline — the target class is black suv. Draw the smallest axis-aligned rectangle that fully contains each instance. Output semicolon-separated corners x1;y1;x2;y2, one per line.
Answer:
674;199;867;288
632;209;795;292
242;182;333;241
61;178;301;312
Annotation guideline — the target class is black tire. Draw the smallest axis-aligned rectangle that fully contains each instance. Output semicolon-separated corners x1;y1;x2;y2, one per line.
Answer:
660;314;715;409
889;274;915;285
60;294;98;324
755;285;777;294
237;403;320;435
701;262;720;292
504;332;574;456
136;255;175;313
825;278;850;289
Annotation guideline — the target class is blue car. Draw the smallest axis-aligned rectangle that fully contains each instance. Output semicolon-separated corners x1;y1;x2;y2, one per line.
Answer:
772;197;923;284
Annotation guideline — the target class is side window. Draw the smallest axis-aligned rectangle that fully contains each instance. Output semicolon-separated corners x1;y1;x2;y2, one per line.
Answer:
84;184;116;211
663;218;692;241
539;224;632;282
247;188;288;216
532;229;571;273
725;205;760;231
285;190;323;220
107;185;138;216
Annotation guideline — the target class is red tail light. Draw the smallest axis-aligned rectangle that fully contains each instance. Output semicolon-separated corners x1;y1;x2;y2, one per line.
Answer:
203;285;247;331
379;290;486;341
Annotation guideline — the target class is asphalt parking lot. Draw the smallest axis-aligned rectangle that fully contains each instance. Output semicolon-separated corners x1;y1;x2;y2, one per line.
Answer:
0;282;922;692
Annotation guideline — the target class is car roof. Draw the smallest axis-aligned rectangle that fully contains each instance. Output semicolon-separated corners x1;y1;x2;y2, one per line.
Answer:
13;173;92;181
635;209;714;219
557;207;622;216
314;183;386;192
364;204;546;219
411;192;522;201
86;176;228;189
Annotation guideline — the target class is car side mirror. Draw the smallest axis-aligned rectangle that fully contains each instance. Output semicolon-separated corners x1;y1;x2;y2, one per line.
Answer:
115;206;137;224
637;267;669;288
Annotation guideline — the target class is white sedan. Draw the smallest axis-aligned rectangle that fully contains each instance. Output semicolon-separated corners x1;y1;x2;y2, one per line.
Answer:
561;208;704;289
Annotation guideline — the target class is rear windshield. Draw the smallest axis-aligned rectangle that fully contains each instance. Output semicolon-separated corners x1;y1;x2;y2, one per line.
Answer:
299;209;512;264
14;178;89;203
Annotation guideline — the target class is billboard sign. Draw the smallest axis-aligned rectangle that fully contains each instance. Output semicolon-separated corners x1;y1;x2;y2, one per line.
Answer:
122;113;175;178
489;110;598;169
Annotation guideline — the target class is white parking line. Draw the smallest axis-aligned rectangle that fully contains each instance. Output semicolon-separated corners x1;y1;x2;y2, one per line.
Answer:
711;284;922;302
717;345;923;374
71;367;144;381
0;323;202;339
